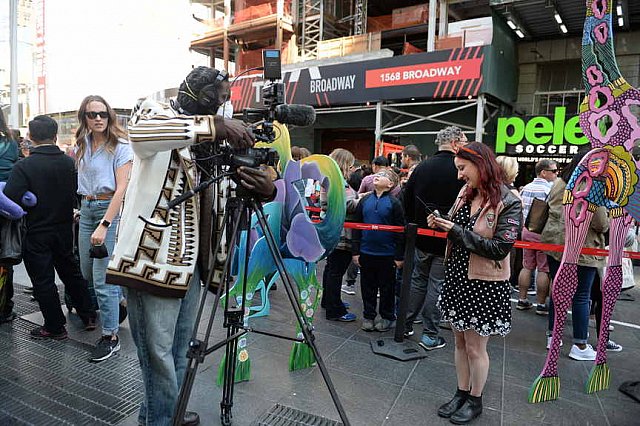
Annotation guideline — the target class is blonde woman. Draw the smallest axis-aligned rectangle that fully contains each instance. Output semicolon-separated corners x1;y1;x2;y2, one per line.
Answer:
321;148;358;321
496;156;520;199
75;95;132;362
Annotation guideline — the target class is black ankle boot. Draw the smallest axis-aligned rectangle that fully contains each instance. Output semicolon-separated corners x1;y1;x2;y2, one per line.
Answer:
450;394;482;424
437;389;469;418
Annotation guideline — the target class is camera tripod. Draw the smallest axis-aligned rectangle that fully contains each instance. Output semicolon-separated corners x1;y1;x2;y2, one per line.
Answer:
172;186;350;426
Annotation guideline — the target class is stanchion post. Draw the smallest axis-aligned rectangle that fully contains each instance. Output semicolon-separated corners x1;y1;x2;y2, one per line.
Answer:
370;222;426;361
394;223;417;342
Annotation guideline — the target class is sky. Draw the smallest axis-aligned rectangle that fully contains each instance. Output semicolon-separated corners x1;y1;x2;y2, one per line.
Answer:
1;0;211;113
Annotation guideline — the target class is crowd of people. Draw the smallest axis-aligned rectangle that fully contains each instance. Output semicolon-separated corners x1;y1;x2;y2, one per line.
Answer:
0;64;633;425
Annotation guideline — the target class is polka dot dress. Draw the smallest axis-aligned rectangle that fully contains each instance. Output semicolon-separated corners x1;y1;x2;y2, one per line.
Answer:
438;202;512;337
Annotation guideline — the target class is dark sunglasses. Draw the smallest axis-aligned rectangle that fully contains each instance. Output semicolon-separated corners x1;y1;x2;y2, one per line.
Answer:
85;111;109;119
545;169;558;173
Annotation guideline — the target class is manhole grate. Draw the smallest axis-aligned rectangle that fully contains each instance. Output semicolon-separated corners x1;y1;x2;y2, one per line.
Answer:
253;404;343;426
0;319;143;425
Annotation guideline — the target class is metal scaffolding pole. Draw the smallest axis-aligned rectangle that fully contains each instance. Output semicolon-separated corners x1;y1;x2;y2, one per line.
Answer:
475;94;485;142
375;101;382;142
353;0;367;35
427;0;437;52
438;0;448;38
9;0;18;127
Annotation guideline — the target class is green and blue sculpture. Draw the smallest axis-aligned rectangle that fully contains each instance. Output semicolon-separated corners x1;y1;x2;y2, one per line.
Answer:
217;122;346;385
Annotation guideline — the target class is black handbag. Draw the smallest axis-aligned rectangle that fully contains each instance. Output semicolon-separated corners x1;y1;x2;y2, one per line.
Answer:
0;217;25;265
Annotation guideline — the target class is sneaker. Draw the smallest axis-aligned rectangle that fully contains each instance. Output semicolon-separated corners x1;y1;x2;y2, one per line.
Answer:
546;336;563;349
418;335;446;351
404;326;414;337
412;316;423;324
90;335;121;362
342;301;351;309
568;344;596;361
516;300;533;310
30;326;68;340
361;319;375;332
535;304;549;316
375;318;394;332
527;283;536;295
606;340;623;352
0;311;17;324
341;284;356;295
327;313;356;322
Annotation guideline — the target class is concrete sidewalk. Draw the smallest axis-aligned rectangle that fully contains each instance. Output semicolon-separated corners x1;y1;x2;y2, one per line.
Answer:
1;262;640;425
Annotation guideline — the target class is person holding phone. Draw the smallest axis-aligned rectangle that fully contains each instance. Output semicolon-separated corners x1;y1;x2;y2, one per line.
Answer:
75;95;133;363
428;142;521;424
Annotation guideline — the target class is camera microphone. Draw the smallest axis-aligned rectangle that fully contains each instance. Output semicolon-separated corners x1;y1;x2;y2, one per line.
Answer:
274;104;316;127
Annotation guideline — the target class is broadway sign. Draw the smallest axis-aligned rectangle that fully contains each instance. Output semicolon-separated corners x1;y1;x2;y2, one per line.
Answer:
231;46;485;110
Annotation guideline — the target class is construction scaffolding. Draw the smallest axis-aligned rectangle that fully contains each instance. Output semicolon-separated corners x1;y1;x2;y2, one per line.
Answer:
299;0;323;60
353;0;367;35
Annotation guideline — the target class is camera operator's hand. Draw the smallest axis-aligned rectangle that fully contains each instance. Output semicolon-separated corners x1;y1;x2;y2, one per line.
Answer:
214;116;254;149
237;166;276;201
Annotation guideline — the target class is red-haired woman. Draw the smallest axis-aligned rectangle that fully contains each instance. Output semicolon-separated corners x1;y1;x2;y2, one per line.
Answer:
427;142;522;424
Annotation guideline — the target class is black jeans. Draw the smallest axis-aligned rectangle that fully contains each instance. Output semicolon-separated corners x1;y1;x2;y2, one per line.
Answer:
360;253;396;321
23;225;96;333
0;265;14;317
322;249;350;318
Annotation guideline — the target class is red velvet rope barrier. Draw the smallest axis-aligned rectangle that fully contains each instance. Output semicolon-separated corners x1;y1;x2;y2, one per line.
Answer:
341;221;640;260
302;206;640;259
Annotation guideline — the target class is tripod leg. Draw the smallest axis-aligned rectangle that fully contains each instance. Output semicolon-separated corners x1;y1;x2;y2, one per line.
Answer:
251;201;351;426
220;202;256;425
173;200;245;426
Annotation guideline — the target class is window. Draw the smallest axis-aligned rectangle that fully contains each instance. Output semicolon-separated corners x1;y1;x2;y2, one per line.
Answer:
533;61;584;115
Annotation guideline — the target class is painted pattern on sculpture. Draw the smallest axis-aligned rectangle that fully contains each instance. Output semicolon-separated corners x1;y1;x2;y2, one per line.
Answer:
217;122;346;384
529;0;639;403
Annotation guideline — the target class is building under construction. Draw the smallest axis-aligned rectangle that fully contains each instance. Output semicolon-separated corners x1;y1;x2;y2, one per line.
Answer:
188;0;640;166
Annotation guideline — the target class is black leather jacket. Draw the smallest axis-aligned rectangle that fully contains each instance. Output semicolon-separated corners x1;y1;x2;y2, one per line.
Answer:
447;185;523;261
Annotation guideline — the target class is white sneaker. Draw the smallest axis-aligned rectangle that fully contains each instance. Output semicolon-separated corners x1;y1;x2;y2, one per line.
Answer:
546;336;563;350
341;284;356;295
568;344;596;361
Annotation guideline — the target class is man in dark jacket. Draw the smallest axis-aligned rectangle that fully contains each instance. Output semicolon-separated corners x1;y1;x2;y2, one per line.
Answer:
402;125;467;350
4;115;97;339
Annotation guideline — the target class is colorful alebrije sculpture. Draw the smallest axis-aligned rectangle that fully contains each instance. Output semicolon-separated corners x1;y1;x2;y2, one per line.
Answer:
217;122;346;385
530;0;640;403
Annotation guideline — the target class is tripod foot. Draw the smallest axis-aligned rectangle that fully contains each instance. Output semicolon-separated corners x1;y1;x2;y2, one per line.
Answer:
221;407;233;426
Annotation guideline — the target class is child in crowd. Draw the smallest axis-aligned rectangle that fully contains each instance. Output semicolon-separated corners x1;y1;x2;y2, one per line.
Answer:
352;169;405;332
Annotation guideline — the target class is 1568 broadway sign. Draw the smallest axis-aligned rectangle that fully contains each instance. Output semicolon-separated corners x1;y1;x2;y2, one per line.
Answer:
496;107;588;156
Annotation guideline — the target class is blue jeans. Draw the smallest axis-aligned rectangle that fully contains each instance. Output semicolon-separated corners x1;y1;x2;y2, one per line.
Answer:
127;270;200;426
79;199;122;335
547;256;596;345
404;249;445;337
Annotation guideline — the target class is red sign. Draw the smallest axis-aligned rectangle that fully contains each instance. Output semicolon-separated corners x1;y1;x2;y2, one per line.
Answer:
365;58;483;88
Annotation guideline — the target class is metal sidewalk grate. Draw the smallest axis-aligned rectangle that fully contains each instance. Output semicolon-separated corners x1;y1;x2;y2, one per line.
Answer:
253;404;343;426
0;319;143;425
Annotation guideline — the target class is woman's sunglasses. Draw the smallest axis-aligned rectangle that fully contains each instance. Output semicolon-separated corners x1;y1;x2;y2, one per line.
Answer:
85;111;109;119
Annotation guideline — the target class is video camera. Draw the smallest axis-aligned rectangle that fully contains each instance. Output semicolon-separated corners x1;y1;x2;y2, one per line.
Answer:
242;49;316;143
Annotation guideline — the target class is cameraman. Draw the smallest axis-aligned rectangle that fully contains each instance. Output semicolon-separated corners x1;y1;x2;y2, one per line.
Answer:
106;67;275;426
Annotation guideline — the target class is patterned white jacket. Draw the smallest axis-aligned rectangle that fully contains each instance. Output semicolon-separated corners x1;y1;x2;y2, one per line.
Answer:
107;98;218;298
